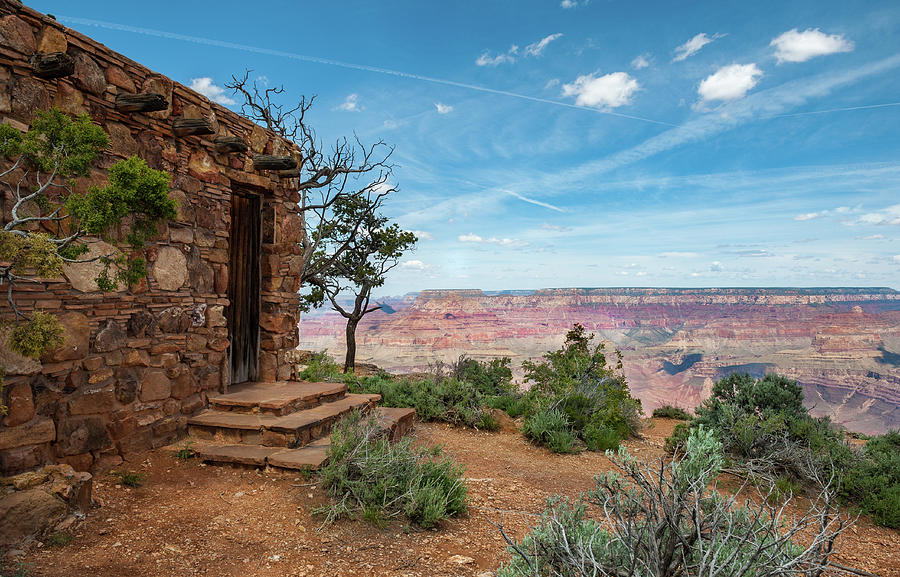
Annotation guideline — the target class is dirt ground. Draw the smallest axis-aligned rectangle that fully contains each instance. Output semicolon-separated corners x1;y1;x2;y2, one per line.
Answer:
13;418;900;577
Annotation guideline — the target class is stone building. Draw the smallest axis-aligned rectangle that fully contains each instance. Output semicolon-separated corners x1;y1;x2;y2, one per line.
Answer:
0;1;305;474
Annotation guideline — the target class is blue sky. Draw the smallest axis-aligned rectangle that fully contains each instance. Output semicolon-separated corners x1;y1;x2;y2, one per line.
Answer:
36;0;900;294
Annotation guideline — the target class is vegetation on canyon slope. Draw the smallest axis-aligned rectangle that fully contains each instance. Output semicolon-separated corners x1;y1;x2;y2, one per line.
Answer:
665;372;900;529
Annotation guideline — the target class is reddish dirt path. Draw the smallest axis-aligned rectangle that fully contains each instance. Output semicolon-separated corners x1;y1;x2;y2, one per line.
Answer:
16;418;900;577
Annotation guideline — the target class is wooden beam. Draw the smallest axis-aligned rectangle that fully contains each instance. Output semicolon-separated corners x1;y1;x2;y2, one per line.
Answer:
115;92;169;113
214;135;249;153
173;117;215;137
278;168;301;178
252;155;297;171
30;52;75;79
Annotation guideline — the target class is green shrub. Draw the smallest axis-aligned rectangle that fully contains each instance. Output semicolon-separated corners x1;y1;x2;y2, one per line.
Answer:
299;351;342;381
665;372;900;530
583;423;619;451
317;411;466;528
9;311;64;360
112;470;144;487
652;404;692;420
521;324;643;450
498;426;845;577
522;408;579;453
46;531;74;547
347;357;521;429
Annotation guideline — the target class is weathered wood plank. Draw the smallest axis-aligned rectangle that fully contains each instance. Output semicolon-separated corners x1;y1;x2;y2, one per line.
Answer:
30;52;74;79
173;117;215;137
252;155;297;171
214;135;248;153
114;92;168;113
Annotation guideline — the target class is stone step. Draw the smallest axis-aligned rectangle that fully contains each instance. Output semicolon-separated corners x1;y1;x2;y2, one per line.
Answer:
195;438;332;471
187;393;381;448
208;381;347;416
373;407;417;441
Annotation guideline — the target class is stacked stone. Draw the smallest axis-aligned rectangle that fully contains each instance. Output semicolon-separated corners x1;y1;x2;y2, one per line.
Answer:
0;1;304;474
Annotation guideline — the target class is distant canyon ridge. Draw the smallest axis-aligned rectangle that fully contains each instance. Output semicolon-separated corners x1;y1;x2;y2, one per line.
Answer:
298;288;900;435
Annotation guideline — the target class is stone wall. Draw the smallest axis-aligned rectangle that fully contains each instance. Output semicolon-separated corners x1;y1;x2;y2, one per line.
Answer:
0;1;304;474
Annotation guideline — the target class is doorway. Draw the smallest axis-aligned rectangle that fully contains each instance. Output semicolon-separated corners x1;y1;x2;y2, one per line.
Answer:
227;190;261;384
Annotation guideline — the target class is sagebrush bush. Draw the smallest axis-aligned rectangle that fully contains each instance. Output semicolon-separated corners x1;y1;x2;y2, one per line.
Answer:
298;350;343;381
346;356;519;429
498;426;846;577
652;404;692;420
520;324;642;452
317;411;466;528
665;372;900;529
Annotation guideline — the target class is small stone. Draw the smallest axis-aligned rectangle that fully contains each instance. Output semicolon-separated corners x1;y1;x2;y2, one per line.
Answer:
105;65;135;92
94;319;126;353
38;26;67;53
153;246;188;291
448;555;475;565
3;382;34;427
140;370;171;402
72;51;106;95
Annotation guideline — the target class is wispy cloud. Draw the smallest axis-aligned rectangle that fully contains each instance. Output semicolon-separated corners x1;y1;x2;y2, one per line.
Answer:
411;230;434;241
673;32;726;62
476;48;517;67
697;63;763;103
794;212;825;221
435;102;454;114
507;190;565;212
771;28;854;64
189;77;236;105
561;72;640;109
659;252;701;258
400;260;427;271
458;233;529;248
524;33;563;57
560;0;588;8
335;93;361;111
856;204;900;225
631;54;651;69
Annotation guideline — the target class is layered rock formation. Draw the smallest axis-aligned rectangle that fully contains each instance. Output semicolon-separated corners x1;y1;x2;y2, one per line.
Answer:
299;288;900;435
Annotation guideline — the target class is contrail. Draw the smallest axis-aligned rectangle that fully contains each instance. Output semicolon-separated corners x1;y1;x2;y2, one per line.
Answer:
766;101;900;119
58;16;679;128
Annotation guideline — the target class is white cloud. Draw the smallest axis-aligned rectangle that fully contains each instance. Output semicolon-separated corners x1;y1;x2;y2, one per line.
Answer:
794;212;824;221
458;233;528;248
540;222;571;232
857;204;900;225
771;28;854;64
697;63;763;103
673;32;726;62
894;255;900;264
545;78;560;89
561;72;639;109
524;33;563;57
335;93;361;112
411;230;434;241
856;234;886;240
631;54;651;70
560;0;587;8
189;77;236;106
659;251;700;258
476;50;516;67
710;261;724;272
400;260;427;271
435;102;454;114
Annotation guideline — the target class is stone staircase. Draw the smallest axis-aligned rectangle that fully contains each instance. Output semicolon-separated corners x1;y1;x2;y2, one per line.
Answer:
186;381;415;471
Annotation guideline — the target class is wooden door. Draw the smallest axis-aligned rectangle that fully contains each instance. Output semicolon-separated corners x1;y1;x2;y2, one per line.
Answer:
227;191;261;384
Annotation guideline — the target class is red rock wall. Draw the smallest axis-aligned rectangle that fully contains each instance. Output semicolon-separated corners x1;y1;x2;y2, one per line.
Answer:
0;2;303;474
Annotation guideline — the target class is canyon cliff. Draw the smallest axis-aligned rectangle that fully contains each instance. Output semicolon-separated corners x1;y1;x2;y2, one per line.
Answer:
298;288;900;435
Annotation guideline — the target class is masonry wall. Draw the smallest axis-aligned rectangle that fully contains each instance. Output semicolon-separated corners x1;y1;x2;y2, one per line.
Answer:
0;1;304;474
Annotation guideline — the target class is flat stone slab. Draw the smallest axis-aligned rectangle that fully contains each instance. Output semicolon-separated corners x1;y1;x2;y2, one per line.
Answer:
269;393;381;433
267;439;331;470
196;444;280;466
209;381;347;414
188;393;381;434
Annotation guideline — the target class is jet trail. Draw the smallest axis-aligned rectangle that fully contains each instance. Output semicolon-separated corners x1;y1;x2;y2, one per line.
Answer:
59;16;678;127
